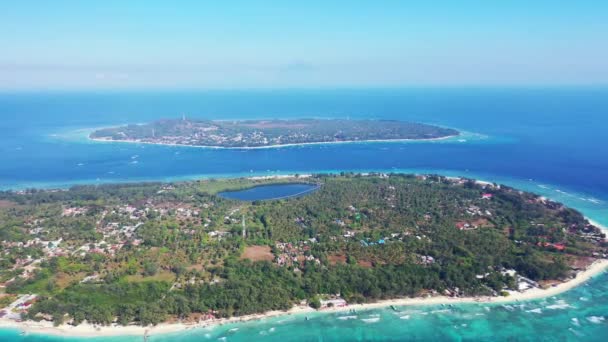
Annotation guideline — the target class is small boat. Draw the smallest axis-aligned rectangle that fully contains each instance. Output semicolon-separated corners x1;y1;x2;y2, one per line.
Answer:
390;305;398;311
305;316;309;321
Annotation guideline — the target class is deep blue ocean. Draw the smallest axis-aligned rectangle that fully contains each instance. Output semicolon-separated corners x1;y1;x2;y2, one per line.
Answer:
1;88;607;341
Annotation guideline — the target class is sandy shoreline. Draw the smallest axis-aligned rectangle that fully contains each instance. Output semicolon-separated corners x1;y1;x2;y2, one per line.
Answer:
2;153;606;338
88;133;460;150
2;258;606;338
587;219;607;231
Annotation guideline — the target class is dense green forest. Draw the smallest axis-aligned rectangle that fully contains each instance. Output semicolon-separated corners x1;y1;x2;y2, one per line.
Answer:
0;174;605;326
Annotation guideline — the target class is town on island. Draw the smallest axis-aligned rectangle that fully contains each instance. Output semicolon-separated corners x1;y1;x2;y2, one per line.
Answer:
0;173;607;337
89;118;460;148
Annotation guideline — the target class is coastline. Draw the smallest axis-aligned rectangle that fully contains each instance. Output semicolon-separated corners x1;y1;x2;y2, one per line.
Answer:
2;258;607;338
87;133;460;150
1;173;606;338
587;218;607;231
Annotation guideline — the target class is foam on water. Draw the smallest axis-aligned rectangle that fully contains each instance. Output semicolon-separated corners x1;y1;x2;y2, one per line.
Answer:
361;317;380;323
545;300;572;310
586;316;605;324
526;308;543;314
571;318;580;326
2;89;608;341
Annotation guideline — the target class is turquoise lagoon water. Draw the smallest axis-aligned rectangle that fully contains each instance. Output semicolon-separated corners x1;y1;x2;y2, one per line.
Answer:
1;88;607;340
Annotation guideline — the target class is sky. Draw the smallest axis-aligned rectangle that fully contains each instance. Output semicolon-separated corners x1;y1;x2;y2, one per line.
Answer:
1;0;607;90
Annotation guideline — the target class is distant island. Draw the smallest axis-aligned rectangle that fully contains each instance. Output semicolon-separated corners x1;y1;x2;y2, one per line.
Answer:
0;173;606;336
89;118;459;148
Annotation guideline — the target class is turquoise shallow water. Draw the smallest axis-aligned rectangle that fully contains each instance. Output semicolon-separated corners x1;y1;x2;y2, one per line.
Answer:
1;88;607;340
150;271;608;342
3;270;607;342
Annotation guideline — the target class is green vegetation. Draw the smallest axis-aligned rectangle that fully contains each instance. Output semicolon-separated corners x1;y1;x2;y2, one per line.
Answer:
90;118;459;147
0;174;605;327
0;295;17;308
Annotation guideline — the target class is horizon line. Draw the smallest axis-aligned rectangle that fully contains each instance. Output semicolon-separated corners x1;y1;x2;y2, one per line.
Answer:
1;84;608;94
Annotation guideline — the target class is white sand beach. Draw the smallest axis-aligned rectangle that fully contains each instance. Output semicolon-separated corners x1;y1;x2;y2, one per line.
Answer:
2;170;607;338
2;258;606;338
88;133;460;150
587;219;607;231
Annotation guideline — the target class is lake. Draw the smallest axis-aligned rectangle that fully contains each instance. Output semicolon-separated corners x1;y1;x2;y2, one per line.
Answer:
217;183;319;201
1;88;608;341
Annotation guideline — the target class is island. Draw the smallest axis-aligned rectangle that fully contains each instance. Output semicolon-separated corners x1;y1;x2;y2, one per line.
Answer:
89;118;459;148
0;173;606;336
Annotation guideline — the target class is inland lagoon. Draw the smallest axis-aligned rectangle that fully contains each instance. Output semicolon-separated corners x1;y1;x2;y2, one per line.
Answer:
1;89;608;341
218;183;319;201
